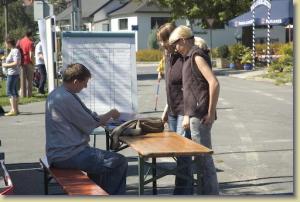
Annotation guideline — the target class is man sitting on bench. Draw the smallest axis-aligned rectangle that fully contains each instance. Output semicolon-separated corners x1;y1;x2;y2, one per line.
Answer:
45;63;128;195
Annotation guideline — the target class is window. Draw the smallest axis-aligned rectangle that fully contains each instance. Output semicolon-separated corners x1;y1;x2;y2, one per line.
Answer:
102;23;109;31
119;18;128;30
151;17;170;29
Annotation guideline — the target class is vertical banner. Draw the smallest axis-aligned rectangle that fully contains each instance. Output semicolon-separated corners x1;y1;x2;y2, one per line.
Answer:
45;16;57;93
61;31;137;120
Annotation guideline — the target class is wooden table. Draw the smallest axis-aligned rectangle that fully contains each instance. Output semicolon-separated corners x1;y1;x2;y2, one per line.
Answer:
119;132;213;195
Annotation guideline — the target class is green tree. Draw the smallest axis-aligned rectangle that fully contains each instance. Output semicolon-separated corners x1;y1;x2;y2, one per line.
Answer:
0;0;36;46
147;24;159;49
150;0;252;29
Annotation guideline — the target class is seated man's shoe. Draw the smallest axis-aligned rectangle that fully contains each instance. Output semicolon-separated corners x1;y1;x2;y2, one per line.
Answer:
4;111;18;116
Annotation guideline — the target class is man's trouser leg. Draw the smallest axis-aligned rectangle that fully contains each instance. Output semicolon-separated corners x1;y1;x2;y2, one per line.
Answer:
26;64;34;97
20;66;26;97
20;64;34;97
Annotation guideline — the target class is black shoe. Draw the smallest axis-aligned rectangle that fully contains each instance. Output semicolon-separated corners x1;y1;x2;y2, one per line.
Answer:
38;90;46;94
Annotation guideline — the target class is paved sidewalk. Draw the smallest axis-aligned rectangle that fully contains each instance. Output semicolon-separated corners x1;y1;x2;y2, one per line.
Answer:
0;63;292;195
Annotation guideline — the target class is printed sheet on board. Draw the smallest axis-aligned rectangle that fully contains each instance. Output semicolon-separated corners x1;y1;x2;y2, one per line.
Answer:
62;32;137;121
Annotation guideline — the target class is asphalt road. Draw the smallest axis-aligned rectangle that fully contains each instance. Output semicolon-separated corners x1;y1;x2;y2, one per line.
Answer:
0;64;294;196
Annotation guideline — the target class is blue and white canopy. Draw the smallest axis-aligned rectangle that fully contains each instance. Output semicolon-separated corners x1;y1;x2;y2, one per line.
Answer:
228;0;293;27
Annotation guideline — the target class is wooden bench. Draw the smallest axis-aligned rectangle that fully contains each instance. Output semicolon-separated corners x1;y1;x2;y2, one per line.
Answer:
39;157;108;196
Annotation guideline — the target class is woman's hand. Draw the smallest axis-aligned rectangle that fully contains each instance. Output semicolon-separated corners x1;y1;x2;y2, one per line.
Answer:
201;113;215;125
182;115;190;130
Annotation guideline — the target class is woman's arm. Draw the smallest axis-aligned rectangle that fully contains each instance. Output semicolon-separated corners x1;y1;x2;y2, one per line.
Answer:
2;60;19;68
194;55;220;124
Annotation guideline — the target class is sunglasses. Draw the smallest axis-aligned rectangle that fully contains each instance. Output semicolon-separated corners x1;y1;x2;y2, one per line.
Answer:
171;36;194;46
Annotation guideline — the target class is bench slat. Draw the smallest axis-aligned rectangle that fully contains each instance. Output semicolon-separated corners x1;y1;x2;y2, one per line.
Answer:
40;158;108;195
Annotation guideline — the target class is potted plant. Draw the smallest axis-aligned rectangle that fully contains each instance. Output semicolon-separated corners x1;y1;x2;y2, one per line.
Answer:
241;47;253;70
229;43;246;69
215;45;229;68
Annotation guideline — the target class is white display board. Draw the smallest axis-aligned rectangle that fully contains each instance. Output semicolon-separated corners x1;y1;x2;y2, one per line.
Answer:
62;31;138;121
38;16;57;93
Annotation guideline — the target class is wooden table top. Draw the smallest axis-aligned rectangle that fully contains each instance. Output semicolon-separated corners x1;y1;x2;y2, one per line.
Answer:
119;132;213;158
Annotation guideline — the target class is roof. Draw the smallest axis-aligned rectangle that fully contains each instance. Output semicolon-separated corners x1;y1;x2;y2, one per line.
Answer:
108;0;170;17
93;0;130;22
56;0;110;21
228;0;293;27
57;0;171;22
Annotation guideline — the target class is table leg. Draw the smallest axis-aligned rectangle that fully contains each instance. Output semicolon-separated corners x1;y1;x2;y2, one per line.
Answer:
105;129;110;151
138;156;145;195
93;134;96;148
196;156;203;194
152;157;157;195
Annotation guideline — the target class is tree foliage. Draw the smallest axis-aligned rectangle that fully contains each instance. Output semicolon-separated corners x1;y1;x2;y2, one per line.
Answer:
0;0;36;47
149;0;252;28
147;24;159;49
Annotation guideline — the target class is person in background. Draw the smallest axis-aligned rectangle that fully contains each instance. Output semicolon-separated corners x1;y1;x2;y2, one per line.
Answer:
2;37;21;116
46;63;128;195
157;23;193;195
169;25;220;195
156;55;165;81
35;40;47;94
18;29;34;97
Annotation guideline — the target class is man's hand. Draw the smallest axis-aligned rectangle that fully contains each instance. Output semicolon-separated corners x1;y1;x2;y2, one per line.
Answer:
110;109;120;119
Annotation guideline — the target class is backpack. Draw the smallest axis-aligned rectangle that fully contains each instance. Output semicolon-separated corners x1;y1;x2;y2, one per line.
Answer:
110;117;164;150
16;40;24;65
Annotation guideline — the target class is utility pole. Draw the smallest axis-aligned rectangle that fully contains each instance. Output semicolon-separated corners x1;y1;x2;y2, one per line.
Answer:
4;0;8;39
1;0;17;54
71;0;81;30
206;18;215;62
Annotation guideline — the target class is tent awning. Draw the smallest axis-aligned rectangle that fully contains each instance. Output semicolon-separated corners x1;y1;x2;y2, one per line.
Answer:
228;0;293;27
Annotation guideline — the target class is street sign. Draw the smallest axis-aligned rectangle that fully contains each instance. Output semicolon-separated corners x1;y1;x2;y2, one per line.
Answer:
206;18;215;27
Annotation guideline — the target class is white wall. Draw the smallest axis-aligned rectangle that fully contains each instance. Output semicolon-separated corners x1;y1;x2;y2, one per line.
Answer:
93;20;109;31
110;16;138;31
95;13;287;50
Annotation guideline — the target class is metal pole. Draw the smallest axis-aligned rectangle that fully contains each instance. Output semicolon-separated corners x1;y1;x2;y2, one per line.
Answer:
267;7;271;68
252;0;256;70
210;27;213;61
71;0;81;31
4;1;8;38
4;0;9;55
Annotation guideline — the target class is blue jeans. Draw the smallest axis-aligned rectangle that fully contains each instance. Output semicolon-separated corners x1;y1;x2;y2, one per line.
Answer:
52;146;128;195
190;117;219;195
6;74;19;97
168;115;193;195
37;64;47;93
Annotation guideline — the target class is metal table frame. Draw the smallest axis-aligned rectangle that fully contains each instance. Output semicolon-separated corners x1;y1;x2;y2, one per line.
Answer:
137;156;203;195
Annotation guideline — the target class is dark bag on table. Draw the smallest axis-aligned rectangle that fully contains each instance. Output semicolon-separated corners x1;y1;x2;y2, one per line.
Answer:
110;117;164;150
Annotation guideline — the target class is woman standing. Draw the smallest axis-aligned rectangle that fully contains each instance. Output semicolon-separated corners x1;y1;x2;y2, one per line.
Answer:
2;37;21;116
169;25;220;195
157;23;193;195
